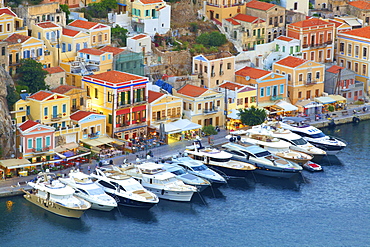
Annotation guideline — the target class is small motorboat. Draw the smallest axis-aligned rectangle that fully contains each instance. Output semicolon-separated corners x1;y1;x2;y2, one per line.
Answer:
302;162;323;172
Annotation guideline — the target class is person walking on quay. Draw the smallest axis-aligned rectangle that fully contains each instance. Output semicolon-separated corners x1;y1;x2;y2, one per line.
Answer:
87;165;91;174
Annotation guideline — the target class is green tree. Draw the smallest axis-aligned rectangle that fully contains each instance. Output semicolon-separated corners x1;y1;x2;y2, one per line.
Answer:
6;85;19;111
111;25;128;46
196;32;210;46
238;106;267;126
189;22;199;33
60;4;70;23
17;59;48;94
202;125;218;136
208;31;227;46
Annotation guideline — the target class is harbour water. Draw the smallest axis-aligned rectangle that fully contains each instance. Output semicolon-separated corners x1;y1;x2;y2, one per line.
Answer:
1;121;370;247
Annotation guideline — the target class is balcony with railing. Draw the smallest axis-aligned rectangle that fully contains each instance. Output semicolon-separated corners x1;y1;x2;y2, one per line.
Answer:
51;113;63;121
203;107;219;114
304;80;318;86
270;95;283;101
114;119;147;132
89;132;100;139
32;146;51;154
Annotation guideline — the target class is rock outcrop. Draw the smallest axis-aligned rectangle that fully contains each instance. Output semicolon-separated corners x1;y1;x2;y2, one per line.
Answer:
0;67;16;158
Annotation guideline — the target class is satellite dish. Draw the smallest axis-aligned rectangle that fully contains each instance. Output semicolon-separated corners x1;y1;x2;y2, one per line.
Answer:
17;39;21;43
245;76;250;81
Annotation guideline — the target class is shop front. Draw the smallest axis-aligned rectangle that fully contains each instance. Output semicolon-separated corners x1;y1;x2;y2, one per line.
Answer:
0;159;33;179
152;119;202;144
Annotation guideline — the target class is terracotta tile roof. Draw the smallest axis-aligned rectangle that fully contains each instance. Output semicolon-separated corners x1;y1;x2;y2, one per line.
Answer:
132;34;148;40
70;111;95;121
275;56;307;68
328;19;344;28
78;48;106;56
93;24;107;29
87;70;145;84
246;0;275;11
68;20;98;30
139;0;163;4
341;26;370;39
19;120;39;131
0;8;16;17
289;18;332;28
148;90;164;103
100;46;125;56
235;66;270;79
219;82;244;91
239;86;256;93
225;18;240;25
62;28;79;37
177;84;207;97
232;14;258;23
348;0;370;9
4;33;31;44
43;66;64;74
326;65;345;74
36;22;59;28
28;91;53;101
276;36;294;42
51;85;78;94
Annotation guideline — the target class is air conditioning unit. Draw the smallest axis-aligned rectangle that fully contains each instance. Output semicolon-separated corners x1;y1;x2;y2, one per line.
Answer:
322;92;328;96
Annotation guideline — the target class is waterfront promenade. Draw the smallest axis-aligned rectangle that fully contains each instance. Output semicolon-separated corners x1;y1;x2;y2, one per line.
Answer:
1;103;369;197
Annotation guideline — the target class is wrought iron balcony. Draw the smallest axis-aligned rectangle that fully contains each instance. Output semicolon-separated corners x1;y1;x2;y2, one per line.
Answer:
51;113;63;121
203;107;219;114
270;95;283;101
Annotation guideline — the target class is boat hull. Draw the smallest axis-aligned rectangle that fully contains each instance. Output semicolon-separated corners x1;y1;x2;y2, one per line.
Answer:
305;141;345;155
205;164;253;179
90;202;116;211
143;187;195;202
23;192;87;219
107;192;157;209
253;167;301;178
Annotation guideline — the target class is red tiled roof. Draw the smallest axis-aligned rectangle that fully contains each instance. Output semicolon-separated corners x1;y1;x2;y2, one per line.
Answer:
87;70;145;84
100;46;125;56
36;22;59;28
341;26;370;39
78;48;106;56
235;66;270;79
348;1;370;9
0;8;16;17
139;0;163;4
132;34;148;40
68;20;98;30
289;18;332;28
70;111;95;121
276;36;294;42
62;28;79;37
148;90;164;103
275;56;307;68
28;91;53;101
177;84;207;97
328;19;344;28
51;85;78;94
232;14;258;23
326;65;345;74
19;120;39;131
225;18;240;25
239;86;256;93
246;0;275;11
219;82;244;91
93;24;107;29
4;33;31;44
43;66;64;74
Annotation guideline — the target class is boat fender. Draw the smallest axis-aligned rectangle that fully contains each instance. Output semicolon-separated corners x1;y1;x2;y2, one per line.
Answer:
161;189;165;195
352;116;360;123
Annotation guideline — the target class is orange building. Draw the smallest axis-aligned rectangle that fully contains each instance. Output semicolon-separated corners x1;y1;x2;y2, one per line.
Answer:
287;18;335;63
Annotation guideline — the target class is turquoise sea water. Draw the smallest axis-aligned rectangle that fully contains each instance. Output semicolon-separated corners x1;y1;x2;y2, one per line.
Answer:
1;121;370;247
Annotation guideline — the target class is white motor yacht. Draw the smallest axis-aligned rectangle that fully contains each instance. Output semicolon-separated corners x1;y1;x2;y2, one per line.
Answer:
227;127;314;166
90;166;159;209
23;172;91;218
59;170;117;211
120;162;197;202
278;117;347;155
170;156;227;187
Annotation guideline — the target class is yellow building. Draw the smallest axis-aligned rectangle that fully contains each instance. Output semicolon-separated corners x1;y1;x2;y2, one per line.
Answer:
4;33;48;76
67;20;111;48
148;90;182;125
204;0;246;25
51;85;88;112
273;56;325;104
174;84;225;127
60;48;113;87
0;8;27;40
337;26;370;94
70;110;107;141
192;52;235;89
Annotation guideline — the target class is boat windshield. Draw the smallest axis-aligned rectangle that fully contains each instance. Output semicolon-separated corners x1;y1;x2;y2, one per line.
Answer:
87;187;105;196
254;150;271;157
210;157;231;162
192;165;208;171
308;132;326;138
291;138;308;145
171;169;186;175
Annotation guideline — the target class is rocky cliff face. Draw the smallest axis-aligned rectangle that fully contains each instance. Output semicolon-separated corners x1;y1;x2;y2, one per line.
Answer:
0;67;16;158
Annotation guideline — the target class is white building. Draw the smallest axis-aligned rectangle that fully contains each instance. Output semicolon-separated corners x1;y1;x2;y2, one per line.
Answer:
280;0;309;16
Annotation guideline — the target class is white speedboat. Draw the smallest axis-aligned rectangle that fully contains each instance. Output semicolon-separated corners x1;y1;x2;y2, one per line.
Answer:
160;162;211;192
279;117;347;155
23;172;91;218
119;162;197;202
170;156;227;187
302;161;323;172
185;140;256;179
90;166;159;209
59;170;117;211
221;142;302;178
227;128;314;166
